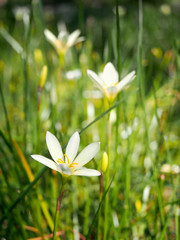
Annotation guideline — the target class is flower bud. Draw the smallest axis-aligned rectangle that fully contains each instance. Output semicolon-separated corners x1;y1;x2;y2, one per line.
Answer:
40;65;48;88
101;152;108;173
151;48;162;59
135;200;142;213
34;48;43;64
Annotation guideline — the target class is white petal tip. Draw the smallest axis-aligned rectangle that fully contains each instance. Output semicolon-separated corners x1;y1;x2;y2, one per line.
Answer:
87;69;91;75
46;131;54;139
74;131;80;136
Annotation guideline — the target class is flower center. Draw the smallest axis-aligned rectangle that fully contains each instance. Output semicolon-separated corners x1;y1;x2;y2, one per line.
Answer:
57;154;78;168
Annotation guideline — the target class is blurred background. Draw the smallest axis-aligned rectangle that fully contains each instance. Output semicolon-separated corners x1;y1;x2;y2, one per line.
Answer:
0;0;180;239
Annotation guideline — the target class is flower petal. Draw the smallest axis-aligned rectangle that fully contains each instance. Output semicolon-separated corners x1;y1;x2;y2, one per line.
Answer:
73;142;100;167
44;29;57;46
75;36;85;45
73;167;101;176
65;131;80;163
58;30;68;41
31;154;59;172
87;69;105;93
46;131;64;163
67;29;81;48
116;70;136;92
101;62;119;86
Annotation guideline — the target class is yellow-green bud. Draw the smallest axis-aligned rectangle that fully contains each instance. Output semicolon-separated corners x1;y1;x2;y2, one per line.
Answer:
101;152;108;173
40;65;48;88
135;200;142;213
151;48;162;59
34;48;43;64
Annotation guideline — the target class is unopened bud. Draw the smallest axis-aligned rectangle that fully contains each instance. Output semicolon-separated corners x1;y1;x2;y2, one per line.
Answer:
40;65;48;88
34;48;43;64
151;48;162;59
135;200;142;213
101;152;108;173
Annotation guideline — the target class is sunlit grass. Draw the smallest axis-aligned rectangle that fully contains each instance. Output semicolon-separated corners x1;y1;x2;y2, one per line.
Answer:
0;1;179;239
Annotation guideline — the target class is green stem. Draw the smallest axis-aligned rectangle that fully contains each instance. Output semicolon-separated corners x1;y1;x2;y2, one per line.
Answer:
159;173;179;240
86;176;114;240
104;111;111;240
22;54;29;151
53;183;66;240
0;81;12;142
78;0;84;32
114;0;121;175
59;53;65;69
97;172;104;240
174;174;180;240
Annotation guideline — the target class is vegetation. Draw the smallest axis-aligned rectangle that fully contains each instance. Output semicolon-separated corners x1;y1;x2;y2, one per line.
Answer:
0;0;179;239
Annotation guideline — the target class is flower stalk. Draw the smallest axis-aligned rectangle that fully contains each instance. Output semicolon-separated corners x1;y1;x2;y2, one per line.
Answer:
53;182;66;240
103;112;111;240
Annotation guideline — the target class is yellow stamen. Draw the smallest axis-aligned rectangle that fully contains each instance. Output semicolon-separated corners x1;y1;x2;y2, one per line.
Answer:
57;158;64;164
57;154;78;169
64;154;70;164
68;163;78;168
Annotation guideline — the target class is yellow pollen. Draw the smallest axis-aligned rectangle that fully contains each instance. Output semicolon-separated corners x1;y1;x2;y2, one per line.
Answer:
63;154;70;164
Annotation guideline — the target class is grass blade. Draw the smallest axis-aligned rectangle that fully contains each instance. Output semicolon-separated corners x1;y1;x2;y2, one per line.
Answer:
86;176;114;240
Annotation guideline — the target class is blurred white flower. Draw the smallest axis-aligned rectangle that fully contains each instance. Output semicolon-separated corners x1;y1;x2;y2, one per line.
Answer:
112;211;119;228
87;62;135;101
161;163;179;174
160;4;171;16
13;6;30;21
133;117;139;129
65;69;82;81
121;126;132;139
150;141;158;151
87;102;95;122
31;131;100;177
144;156;152;170
171;164;180;174
113;5;126;17
44;28;85;55
83;90;103;99
143;185;151;203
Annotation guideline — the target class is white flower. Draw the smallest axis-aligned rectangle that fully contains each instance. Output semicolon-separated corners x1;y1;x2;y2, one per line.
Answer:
44;29;85;55
87;62;136;101
31;131;101;177
65;69;82;81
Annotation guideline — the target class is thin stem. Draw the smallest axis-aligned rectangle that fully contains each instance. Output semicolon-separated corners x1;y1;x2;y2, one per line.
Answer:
86;176;114;240
78;0;84;32
0;81;12;142
53;184;66;240
175;174;179;240
97;172;104;240
104;111;111;240
114;0;121;188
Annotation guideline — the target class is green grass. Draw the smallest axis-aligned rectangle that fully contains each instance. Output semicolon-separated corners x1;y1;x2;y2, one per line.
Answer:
0;1;180;239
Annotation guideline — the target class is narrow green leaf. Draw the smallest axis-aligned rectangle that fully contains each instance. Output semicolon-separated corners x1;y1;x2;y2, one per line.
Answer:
86;176;114;240
0;27;23;55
